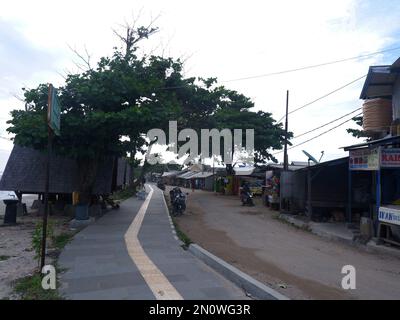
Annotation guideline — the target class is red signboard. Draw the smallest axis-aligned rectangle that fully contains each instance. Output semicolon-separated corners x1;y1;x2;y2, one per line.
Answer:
381;148;400;168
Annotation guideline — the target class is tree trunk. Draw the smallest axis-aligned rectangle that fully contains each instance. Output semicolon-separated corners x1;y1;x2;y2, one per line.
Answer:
77;157;99;205
132;160;150;190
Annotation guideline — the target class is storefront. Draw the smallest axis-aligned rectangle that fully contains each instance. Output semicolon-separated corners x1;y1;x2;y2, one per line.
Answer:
345;136;400;244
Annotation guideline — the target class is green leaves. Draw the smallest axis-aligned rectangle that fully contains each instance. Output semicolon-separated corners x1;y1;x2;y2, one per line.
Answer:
346;116;370;141
7;23;289;178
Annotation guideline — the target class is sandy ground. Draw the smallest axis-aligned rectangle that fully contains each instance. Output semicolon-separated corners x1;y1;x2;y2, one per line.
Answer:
0;217;38;299
169;187;400;300
0;195;69;299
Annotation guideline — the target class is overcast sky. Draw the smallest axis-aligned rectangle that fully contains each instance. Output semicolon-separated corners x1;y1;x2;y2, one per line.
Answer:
1;0;400;171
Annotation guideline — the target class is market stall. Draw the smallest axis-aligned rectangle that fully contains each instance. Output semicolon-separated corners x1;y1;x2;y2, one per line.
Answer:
346;138;400;245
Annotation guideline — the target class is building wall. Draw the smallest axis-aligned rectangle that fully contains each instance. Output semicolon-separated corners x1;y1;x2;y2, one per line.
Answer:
393;76;400;121
204;176;214;191
281;171;307;212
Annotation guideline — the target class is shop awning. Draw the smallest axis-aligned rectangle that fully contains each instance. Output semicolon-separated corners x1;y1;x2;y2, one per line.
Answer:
342;135;400;151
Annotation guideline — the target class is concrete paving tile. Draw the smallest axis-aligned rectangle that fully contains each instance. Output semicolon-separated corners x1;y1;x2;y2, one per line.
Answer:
58;185;247;300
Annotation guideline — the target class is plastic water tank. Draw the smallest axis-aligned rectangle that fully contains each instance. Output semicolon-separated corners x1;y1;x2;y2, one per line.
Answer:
362;98;392;132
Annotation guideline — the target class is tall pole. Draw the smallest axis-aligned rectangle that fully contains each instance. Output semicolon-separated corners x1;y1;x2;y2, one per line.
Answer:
40;84;53;270
283;90;289;171
212;156;216;193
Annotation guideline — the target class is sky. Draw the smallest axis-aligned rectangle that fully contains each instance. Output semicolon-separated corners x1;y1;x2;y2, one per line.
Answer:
1;0;400;171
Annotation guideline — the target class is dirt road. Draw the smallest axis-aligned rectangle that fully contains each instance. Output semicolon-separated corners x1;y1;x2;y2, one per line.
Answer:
170;187;400;300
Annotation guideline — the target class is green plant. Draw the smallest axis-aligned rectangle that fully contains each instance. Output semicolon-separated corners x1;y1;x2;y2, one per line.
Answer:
0;255;11;261
32;220;54;264
110;186;136;201
13;273;63;300
52;232;74;250
173;221;192;249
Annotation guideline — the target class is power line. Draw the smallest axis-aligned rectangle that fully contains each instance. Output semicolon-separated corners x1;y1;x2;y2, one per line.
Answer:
223;45;400;83
293;107;362;139
272;112;362;155
277;74;366;122
157;45;400;91
155;43;400;92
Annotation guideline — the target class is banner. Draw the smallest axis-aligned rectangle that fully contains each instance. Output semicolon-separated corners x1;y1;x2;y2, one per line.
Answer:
378;206;400;226
381;148;400;168
349;148;379;171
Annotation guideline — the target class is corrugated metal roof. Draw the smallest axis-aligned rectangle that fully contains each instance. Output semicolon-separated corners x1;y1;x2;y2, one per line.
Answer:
190;172;214;178
178;171;198;179
342;135;400;151
296;157;348;171
267;164;309;171
360;65;398;99
161;171;181;177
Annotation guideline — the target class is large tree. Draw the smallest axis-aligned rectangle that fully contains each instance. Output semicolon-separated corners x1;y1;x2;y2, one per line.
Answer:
7;23;290;202
7;24;182;201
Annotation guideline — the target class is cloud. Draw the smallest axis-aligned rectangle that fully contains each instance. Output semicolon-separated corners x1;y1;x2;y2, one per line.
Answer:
0;0;400;168
0;18;61;100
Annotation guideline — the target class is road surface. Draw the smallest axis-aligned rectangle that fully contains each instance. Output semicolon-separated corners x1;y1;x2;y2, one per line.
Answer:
172;187;400;300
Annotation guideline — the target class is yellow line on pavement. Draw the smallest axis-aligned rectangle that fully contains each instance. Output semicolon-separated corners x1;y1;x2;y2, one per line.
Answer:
124;185;183;300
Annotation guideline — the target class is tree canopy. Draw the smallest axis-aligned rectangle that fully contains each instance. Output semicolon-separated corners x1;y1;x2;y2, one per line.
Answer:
7;23;291;198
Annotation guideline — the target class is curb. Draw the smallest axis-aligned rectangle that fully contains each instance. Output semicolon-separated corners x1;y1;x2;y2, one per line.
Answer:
160;185;288;299
365;239;400;259
188;243;289;300
279;213;400;260
278;213;359;247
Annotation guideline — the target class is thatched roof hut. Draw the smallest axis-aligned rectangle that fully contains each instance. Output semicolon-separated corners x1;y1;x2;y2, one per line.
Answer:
0;145;130;195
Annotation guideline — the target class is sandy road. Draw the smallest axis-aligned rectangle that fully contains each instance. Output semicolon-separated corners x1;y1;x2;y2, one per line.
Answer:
171;187;400;300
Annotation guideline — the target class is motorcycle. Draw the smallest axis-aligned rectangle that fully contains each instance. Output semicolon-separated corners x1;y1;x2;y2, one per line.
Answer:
157;181;166;190
241;191;255;206
170;187;187;216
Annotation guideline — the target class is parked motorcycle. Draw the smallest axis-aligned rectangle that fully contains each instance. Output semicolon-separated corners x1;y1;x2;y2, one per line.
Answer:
241;191;255;206
170;187;187;216
240;182;255;206
157;180;166;190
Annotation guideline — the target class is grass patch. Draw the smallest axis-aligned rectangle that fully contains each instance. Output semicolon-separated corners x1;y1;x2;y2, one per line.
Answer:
172;218;192;248
110;186;136;201
0;255;11;261
13;272;64;300
52;232;74;250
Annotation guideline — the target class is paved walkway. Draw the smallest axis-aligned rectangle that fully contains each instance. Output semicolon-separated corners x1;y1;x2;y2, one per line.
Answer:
58;184;246;300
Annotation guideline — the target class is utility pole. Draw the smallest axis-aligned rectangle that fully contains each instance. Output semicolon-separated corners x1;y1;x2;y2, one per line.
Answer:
212;156;216;193
280;90;290;213
40;84;53;270
283;90;289;171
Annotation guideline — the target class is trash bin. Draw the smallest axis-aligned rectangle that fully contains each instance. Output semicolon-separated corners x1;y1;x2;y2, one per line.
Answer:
3;199;19;224
75;204;89;220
